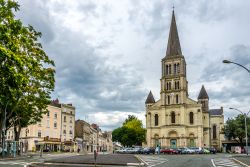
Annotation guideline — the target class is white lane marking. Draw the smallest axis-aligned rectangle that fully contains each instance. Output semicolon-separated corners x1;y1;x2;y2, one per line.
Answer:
138;155;168;167
212;158;243;167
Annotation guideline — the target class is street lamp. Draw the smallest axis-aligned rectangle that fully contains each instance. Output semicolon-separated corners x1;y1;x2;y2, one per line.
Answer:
229;107;250;155
223;60;250;73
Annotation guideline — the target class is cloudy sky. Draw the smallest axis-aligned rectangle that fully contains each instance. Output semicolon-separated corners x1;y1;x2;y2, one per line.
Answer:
16;0;250;131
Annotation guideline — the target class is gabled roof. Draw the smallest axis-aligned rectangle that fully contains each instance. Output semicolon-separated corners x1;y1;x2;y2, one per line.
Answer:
198;85;209;99
145;91;155;104
166;10;182;57
209;109;223;115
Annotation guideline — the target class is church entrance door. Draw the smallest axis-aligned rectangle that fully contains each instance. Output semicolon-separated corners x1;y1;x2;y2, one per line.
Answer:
170;139;177;148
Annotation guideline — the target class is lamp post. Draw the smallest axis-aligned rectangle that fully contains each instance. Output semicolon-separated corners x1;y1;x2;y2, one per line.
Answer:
229;107;250;155
223;60;250;73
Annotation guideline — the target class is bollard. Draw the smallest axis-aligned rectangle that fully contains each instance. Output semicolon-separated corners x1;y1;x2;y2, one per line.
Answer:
94;150;98;167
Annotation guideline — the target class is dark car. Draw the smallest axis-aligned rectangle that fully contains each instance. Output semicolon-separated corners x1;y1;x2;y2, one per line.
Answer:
209;147;217;154
132;147;143;154
143;147;155;154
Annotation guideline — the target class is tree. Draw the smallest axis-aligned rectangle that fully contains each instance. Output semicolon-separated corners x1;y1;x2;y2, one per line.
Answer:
224;114;250;146
0;0;55;141
112;115;146;147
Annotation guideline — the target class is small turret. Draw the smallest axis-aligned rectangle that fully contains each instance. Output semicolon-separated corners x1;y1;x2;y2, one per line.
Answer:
145;91;155;106
198;85;209;112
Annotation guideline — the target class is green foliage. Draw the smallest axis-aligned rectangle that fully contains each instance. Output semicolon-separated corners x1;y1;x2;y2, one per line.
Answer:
224;114;250;145
0;0;55;140
112;115;146;147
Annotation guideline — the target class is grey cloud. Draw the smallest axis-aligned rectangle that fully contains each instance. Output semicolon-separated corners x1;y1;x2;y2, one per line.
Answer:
16;1;55;43
200;44;250;103
47;30;146;113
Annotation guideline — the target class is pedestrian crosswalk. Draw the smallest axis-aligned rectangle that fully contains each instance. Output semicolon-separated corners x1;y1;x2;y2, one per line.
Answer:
137;155;168;167
212;158;243;167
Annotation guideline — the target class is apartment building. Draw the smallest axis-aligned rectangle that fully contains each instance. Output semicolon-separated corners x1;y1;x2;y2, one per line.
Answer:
75;120;113;153
6;99;76;152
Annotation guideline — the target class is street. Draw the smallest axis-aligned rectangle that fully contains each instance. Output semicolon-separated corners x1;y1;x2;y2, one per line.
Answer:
0;153;80;167
0;153;246;167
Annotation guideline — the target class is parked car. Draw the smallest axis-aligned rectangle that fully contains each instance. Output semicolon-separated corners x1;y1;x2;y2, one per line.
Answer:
142;147;155;154
116;148;128;154
181;148;195;154
202;148;210;154
189;147;203;154
209;147;217;154
160;148;178;154
177;147;185;154
125;147;135;154
132;147;143;154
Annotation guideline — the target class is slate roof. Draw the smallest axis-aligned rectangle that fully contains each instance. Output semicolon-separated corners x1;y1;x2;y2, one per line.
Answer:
145;91;155;104
166;10;182;57
198;85;209;99
209;109;223;115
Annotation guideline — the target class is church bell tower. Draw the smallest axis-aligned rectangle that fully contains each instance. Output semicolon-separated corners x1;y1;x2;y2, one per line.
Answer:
160;10;188;105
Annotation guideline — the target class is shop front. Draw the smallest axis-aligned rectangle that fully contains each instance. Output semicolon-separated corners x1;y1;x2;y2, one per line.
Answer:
36;137;61;152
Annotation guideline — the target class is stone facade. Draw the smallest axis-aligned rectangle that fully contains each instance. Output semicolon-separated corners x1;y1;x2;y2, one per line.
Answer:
75;120;113;153
145;10;224;151
6;99;76;152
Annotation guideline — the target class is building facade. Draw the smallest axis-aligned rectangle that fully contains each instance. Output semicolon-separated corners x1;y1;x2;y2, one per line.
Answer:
6;99;76;152
145;10;224;150
75;120;113;153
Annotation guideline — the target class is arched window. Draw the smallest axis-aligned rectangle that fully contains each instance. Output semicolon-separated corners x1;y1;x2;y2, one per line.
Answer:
155;114;159;126
166;65;169;75
177;63;180;73
174;64;177;74
176;94;179;104
167;95;170;104
213;125;217;139
169;64;171;74
175;81;179;90
169;82;171;90
189;112;194;124
171;112;175;123
166;82;169;90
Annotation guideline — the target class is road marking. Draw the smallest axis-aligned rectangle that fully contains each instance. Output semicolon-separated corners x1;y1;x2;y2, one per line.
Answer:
212;158;243;167
138;155;168;167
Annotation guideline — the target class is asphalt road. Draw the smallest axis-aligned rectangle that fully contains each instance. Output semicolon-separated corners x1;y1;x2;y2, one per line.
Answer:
0;153;80;167
0;153;245;167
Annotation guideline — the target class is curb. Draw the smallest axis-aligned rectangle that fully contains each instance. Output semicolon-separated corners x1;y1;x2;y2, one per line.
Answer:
232;158;250;167
27;162;145;167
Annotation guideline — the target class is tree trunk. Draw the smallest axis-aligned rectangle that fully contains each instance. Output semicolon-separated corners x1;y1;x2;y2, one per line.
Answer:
14;123;21;141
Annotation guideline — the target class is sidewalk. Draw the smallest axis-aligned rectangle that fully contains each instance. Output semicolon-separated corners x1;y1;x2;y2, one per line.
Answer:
0;151;85;161
30;154;143;166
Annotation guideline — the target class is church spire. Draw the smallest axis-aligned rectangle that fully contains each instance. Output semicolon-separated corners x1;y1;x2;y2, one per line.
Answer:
145;91;155;104
166;9;182;57
198;85;209;100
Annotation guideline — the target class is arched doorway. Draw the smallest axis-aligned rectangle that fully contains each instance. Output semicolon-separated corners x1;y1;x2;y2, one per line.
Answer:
168;131;178;148
154;134;160;147
189;133;195;147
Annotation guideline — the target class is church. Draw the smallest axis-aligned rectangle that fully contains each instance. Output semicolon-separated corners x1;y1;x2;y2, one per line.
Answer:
145;10;224;150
